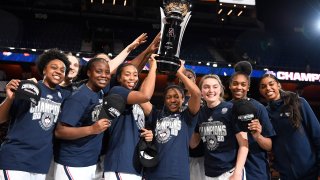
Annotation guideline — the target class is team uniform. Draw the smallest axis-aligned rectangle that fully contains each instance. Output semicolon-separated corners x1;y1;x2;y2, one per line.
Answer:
267;97;320;180
54;84;104;180
0;81;66;180
103;86;146;179
144;106;198;180
231;98;276;180
197;101;243;179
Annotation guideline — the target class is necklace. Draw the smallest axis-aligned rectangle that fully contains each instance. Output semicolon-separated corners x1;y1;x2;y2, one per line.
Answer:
86;83;94;91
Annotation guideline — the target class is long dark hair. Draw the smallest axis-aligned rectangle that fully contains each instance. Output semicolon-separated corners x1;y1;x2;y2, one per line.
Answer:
261;73;302;128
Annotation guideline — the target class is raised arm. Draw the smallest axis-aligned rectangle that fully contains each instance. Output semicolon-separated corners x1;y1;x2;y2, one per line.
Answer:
140;102;153;117
131;32;160;72
109;33;148;74
127;54;157;104
0;79;20;124
176;61;201;115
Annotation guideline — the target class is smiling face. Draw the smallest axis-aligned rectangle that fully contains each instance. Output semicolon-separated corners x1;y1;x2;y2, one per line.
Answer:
66;55;79;80
201;77;222;107
229;74;250;100
117;65;139;90
164;88;184;113
43;59;66;88
86;60;111;91
259;76;281;101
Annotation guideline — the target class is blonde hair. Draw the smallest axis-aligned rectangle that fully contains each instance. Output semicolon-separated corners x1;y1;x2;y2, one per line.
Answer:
199;74;225;100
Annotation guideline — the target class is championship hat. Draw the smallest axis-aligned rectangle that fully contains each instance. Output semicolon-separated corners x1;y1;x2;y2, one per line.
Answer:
137;138;159;168
232;98;258;132
98;94;126;121
15;80;41;106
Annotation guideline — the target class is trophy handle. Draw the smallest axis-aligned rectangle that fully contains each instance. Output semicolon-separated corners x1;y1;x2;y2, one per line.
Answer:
176;12;191;57
158;7;166;55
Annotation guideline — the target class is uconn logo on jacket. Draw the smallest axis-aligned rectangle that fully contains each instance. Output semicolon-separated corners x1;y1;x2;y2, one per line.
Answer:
199;107;228;151
155;113;182;144
133;104;145;129
92;99;103;122
30;95;62;130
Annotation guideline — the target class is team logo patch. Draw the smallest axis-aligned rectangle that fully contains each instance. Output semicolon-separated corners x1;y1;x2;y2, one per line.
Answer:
221;108;228;114
206;135;218;151
39;112;54;131
57;92;62;99
157;129;171;143
46;95;53;99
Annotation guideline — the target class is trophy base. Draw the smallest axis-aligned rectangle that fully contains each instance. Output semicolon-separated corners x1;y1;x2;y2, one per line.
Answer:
156;56;181;74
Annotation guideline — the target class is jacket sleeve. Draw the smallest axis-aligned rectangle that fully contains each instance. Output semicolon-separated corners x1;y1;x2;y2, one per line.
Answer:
299;97;320;177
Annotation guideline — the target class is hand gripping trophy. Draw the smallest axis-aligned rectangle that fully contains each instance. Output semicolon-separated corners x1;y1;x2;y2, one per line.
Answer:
157;0;192;73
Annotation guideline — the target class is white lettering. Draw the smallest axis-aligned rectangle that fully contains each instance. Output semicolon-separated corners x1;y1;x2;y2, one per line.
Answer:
276;71;320;82
293;72;300;81
300;73;311;81
277;71;286;80
21;84;39;95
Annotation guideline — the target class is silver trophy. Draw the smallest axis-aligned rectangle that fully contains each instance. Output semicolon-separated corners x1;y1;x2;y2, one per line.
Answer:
157;0;192;73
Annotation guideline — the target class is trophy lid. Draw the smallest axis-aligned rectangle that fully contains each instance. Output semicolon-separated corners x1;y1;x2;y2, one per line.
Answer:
163;0;191;17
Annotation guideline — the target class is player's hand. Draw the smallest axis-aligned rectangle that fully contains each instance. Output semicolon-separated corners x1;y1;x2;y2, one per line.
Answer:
149;54;158;70
5;79;20;100
127;33;148;52
147;32;161;53
248;119;262;139
177;60;186;76
140;128;153;142
91;119;111;134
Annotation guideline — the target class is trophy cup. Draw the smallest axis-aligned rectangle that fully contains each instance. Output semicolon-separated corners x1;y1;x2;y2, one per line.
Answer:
157;0;192;73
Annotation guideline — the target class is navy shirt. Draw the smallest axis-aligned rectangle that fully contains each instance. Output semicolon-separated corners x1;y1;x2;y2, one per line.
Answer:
232;98;276;180
55;84;104;167
144;107;197;180
104;86;146;175
197;101;239;177
0;82;66;173
267;97;320;180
